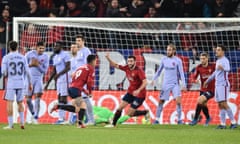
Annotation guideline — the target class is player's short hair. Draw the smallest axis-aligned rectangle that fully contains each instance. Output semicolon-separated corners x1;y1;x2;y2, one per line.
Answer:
87;54;96;64
200;52;209;57
217;44;227;52
55;41;63;47
37;41;45;47
75;34;85;41
168;43;176;51
128;55;136;60
8;41;18;51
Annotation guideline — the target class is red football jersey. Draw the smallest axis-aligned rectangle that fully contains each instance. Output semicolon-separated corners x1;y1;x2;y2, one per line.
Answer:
193;63;215;93
119;65;146;98
70;64;95;95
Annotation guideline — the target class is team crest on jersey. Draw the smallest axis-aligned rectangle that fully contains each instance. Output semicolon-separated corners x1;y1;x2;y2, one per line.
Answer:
208;69;211;73
132;73;135;77
172;62;175;66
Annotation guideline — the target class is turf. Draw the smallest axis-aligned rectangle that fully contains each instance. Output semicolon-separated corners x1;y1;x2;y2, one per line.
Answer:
0;123;239;144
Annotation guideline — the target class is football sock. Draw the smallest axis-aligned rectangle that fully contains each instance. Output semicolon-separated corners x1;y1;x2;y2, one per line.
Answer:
58;103;66;121
194;104;202;120
133;110;148;116
58;104;76;112
220;109;226;125
34;97;40;119
202;105;210;119
8;116;13;128
78;108;86;125
27;98;34;116
226;108;236;124
156;103;163;121
19;112;24;125
84;97;95;123
176;104;182;121
112;110;122;126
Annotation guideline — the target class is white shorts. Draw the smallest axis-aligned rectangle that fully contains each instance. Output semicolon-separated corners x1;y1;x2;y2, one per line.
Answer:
160;83;181;101
25;76;43;96
57;81;69;96
215;85;229;102
4;88;24;102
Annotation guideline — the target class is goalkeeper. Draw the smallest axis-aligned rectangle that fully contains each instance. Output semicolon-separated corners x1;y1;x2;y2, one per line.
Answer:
93;106;130;125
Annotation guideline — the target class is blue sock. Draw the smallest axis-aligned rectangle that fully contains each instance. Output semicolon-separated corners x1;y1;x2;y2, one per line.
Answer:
27;98;34;116
84;97;95;123
176;104;182;121
58;103;65;121
8;116;13;128
220;109;226;126
226;108;236;124
156;104;163;121
34;98;40;119
19;112;24;125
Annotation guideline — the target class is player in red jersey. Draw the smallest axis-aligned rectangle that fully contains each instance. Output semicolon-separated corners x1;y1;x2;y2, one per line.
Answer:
105;53;149;127
50;54;97;128
189;52;215;126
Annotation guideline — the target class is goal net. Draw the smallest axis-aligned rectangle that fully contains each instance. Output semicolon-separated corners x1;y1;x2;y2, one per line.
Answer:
12;18;240;125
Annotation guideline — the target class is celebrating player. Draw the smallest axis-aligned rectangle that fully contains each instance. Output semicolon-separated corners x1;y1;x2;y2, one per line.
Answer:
45;41;71;124
105;53;149;127
204;45;237;129
25;41;49;124
189;52;215;126
2;41;32;129
151;44;186;124
50;54;97;128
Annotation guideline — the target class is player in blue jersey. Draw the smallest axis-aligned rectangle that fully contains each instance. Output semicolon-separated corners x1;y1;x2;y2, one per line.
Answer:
45;41;71;124
204;45;237;129
25;41;49;124
2;41;32;129
151;44;187;124
74;34;95;125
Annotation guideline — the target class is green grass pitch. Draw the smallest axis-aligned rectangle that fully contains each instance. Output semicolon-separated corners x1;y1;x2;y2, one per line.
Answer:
0;123;239;144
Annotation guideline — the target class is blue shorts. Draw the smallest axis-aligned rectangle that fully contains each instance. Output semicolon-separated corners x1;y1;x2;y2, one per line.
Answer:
25;76;43;96
122;93;145;109
160;83;181;100
68;87;81;99
215;86;229;102
4;88;24;102
200;91;214;100
57;81;69;96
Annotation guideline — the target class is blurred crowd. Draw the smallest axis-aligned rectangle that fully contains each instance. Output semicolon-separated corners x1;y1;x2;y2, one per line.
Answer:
1;0;240;19
1;0;240;49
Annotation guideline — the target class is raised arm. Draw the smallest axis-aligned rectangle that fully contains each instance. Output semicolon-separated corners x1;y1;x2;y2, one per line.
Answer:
105;52;119;69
